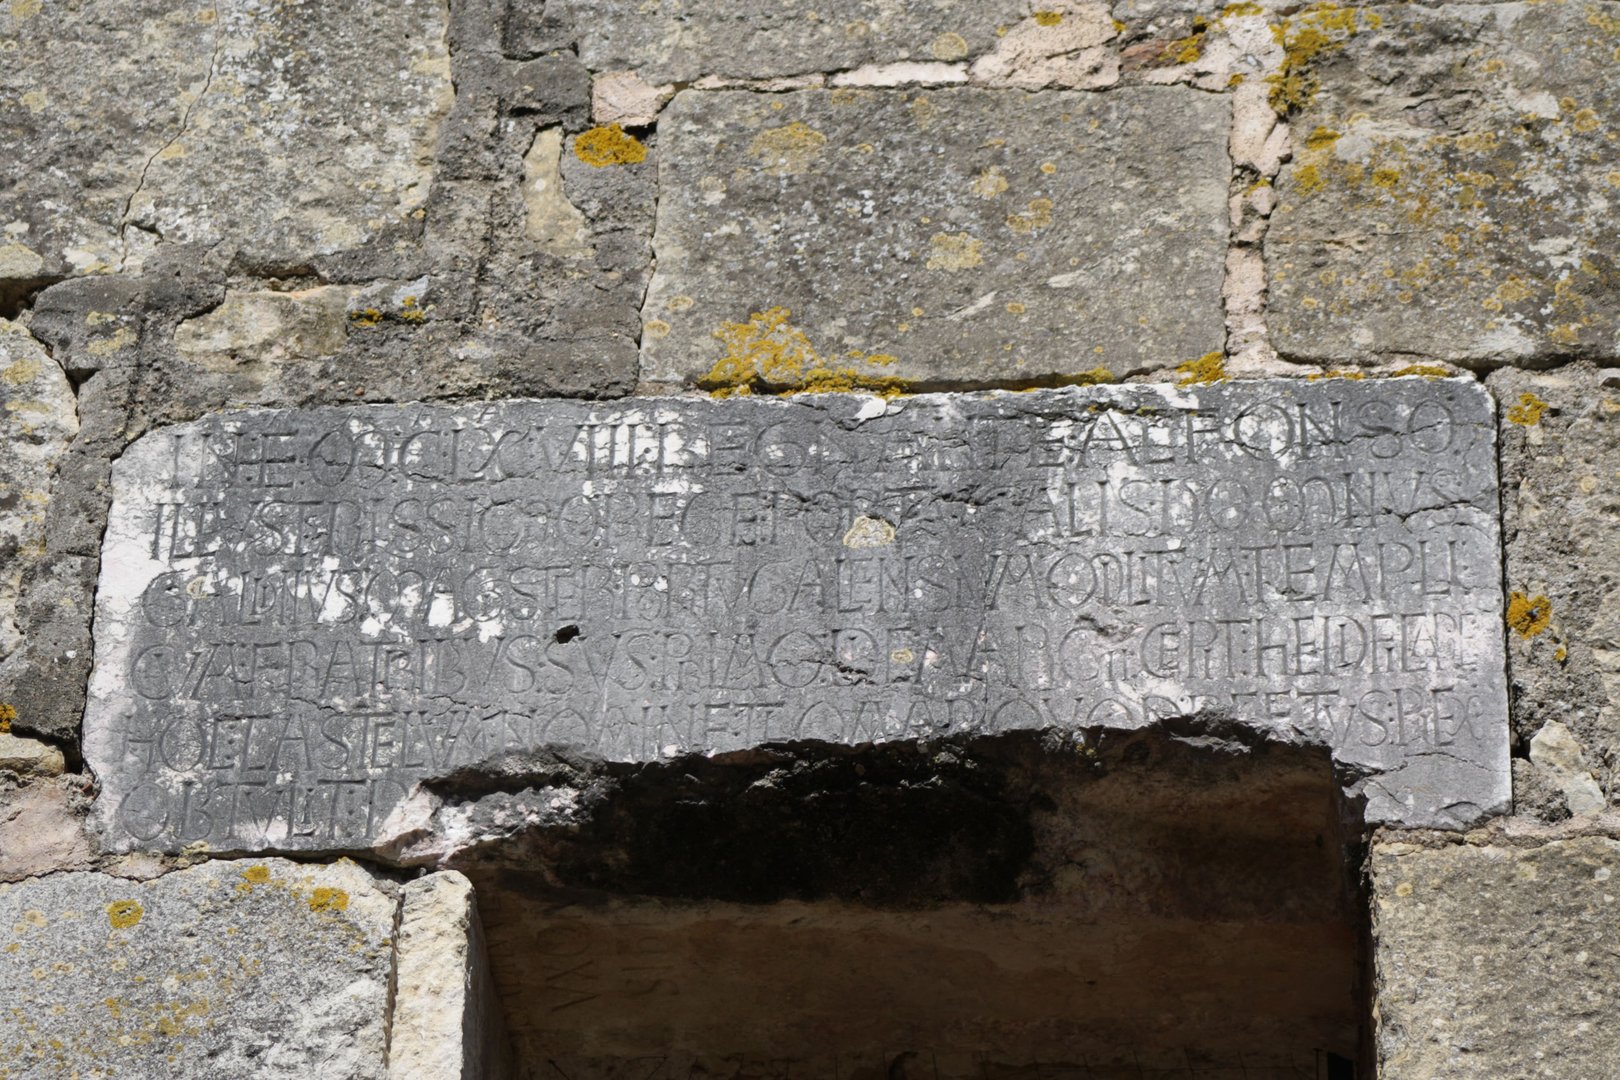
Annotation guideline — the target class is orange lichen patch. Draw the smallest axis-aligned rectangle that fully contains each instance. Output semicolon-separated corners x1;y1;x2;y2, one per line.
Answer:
0;701;14;733
107;900;144;930
701;307;906;398
573;124;647;167
1506;591;1552;638
1507;391;1549;425
309;887;350;913
1176;351;1227;385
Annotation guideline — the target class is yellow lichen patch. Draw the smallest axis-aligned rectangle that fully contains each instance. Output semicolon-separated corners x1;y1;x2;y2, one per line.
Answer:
748;121;827;175
573;124;647;168
309;887;349;913
0;701;13;733
1057;367;1115;386
398;296;426;324
1388;364;1450;378
969;166;1009;198
1507;391;1549;425
1034;10;1064;26
1304;127;1341;150
700;307;906;399
1307;369;1368;380
1294;163;1324;195
240;865;270;888
1005;301;1027;314
931;31;969;59
9;0;42;18
1507;591;1552;638
1005;197;1053;234
348;308;382;329
1176;352;1227;385
926;232;984;270
106;900;144;930
1223;1;1263;14
1266;3;1374;114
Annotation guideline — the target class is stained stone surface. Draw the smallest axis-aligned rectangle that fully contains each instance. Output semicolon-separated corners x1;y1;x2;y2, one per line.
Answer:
1492;366;1620;808
1372;836;1620;1077
641;87;1230;389
560;0;1026;85
85;380;1507;854
1267;2;1620;366
0;857;395;1078
0;320;77;721
0;0;451;281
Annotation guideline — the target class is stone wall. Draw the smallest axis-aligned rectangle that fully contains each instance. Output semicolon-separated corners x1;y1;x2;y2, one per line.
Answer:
2;0;1618;1077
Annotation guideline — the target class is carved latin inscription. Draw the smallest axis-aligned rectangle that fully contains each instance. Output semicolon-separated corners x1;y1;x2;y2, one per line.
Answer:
86;382;1510;850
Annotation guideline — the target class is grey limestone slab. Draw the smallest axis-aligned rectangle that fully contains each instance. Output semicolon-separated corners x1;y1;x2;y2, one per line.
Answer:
0;857;395;1078
641;87;1231;389
85;380;1509;854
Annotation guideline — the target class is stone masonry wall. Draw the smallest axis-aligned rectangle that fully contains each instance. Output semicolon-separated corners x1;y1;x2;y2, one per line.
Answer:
2;0;1619;1076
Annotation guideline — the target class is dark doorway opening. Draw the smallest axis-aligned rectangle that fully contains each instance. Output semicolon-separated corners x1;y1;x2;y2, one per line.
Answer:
451;729;1371;1080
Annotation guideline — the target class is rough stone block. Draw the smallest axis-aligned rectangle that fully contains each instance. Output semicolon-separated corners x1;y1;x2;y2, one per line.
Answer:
0;776;93;882
0;0;452;280
84;380;1507;854
1267;3;1620;366
390;871;514;1080
0;857;395;1077
1372;835;1620;1077
0;320;77;728
1492;366;1620;809
642;87;1230;389
561;0;1026;85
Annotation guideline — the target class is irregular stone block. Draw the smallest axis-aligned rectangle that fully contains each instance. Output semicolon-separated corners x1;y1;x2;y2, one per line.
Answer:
0;857;395;1076
85;380;1507;854
560;0;1026;85
0;0;451;280
390;871;514;1080
643;87;1229;389
0;320;77;727
1492;366;1620;809
1267;3;1620;365
1372;836;1620;1077
0;776;93;882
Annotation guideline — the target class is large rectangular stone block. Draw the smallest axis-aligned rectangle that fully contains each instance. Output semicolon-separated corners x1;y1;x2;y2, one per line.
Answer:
642;87;1230;389
86;380;1509;854
1266;2;1620;365
0;858;395;1078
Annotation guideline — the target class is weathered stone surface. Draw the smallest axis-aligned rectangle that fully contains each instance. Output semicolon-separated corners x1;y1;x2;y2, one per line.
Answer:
390;871;513;1080
0;0;451;280
0;857;395;1076
1492;366;1620;808
1267;3;1620;366
562;0;1026;85
643;87;1229;389
0;320;76;726
1372;835;1620;1077
0;775;94;882
85;379;1506;854
0;733;64;778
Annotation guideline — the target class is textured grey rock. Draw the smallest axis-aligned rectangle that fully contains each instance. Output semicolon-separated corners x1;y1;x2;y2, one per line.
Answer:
1372;836;1620;1077
0;0;451;281
0;775;94;882
562;0;1027;85
1267;3;1620;366
1493;366;1620;807
85;380;1506;854
0;320;76;728
642;87;1229;390
0;857;395;1076
390;871;514;1080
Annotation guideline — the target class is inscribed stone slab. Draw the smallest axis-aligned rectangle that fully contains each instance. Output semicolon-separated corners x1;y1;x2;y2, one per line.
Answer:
642;88;1230;389
85;380;1509;854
